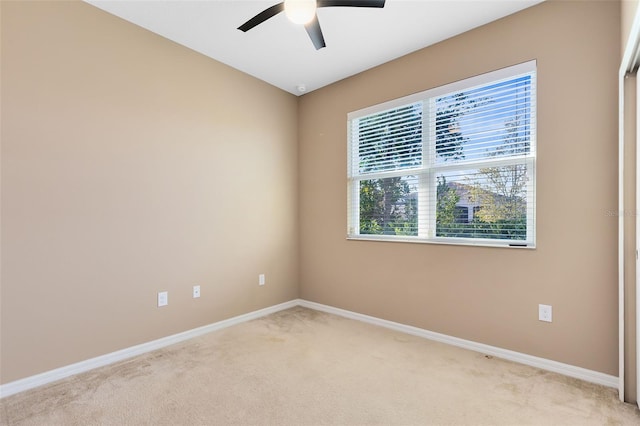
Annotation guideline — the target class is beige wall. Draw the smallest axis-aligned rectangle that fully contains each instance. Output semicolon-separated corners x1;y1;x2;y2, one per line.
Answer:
299;0;621;375
0;1;299;384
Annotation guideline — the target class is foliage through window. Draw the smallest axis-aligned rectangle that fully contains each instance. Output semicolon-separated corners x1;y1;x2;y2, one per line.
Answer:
347;61;536;247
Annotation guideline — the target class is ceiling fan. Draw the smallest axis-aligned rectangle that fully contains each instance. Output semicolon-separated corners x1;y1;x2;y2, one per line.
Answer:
238;0;386;50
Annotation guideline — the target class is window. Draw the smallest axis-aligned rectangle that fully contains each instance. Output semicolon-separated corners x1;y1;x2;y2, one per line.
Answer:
347;61;536;247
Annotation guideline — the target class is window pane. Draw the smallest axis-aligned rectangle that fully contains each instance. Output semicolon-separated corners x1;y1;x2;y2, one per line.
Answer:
360;176;418;236
357;103;422;174
436;165;529;240
435;75;532;164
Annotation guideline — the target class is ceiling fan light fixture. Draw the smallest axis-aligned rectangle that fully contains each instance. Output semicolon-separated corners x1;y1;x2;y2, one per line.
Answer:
284;0;317;25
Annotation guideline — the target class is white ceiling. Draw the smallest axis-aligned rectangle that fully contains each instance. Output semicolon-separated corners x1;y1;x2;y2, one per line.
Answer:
85;0;544;95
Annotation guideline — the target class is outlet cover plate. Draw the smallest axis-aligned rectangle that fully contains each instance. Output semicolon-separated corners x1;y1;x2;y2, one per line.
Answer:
158;291;168;307
193;285;200;298
538;304;552;322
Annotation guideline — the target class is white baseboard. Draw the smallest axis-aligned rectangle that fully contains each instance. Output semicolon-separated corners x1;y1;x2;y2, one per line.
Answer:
0;300;298;398
1;298;617;399
298;299;618;389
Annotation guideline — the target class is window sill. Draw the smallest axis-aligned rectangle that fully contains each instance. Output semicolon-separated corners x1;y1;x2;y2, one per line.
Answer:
346;235;536;249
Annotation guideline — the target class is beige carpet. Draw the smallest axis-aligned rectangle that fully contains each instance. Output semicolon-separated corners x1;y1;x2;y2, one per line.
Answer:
1;307;639;425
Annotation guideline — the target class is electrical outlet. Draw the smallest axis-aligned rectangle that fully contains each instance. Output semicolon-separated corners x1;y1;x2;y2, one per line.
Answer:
193;285;200;298
259;274;265;286
158;291;168;307
538;304;552;322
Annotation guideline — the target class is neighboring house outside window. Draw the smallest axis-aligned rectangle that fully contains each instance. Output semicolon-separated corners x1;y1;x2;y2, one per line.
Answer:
347;61;536;248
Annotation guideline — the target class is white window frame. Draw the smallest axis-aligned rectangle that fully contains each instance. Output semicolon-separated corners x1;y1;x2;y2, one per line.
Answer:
347;61;536;248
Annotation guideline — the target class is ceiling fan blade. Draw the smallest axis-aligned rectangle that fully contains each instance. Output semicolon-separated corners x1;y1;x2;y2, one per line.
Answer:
238;2;285;32
317;0;385;8
305;15;326;50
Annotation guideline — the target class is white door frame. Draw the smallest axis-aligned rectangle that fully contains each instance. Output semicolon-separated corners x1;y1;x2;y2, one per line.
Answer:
618;61;626;405
636;73;640;409
620;6;640;405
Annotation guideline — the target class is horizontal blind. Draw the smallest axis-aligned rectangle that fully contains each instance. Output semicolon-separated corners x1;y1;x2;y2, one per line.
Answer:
347;61;536;247
355;102;422;175
430;73;535;165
